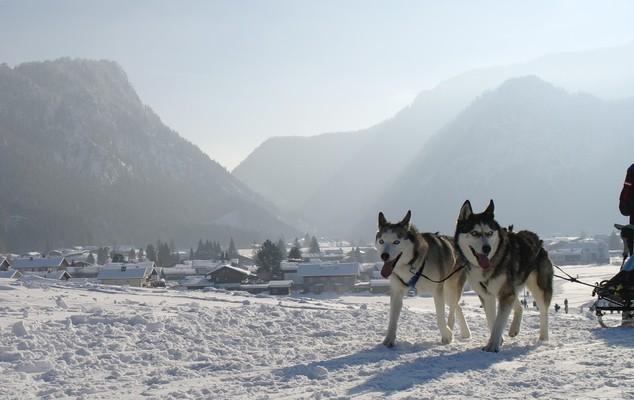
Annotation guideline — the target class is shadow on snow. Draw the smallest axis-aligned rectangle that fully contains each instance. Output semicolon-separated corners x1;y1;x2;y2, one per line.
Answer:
275;341;536;395
347;344;535;396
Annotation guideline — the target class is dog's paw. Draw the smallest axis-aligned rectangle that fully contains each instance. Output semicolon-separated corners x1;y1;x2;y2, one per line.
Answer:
383;336;395;348
440;329;453;345
482;341;501;353
508;326;520;337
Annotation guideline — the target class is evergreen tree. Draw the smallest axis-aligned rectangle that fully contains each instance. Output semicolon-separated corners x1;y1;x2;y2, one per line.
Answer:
288;245;302;260
128;248;136;262
97;247;109;265
309;236;320;254
86;252;96;265
213;241;223;260
277;238;287;260
138;248;145;261
157;241;172;268
304;233;311;246
189;247;195;260
227;237;239;259
195;239;204;259
146;244;157;262
255;239;283;281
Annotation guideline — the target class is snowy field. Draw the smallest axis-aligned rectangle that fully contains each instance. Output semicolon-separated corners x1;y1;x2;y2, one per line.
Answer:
1;264;633;399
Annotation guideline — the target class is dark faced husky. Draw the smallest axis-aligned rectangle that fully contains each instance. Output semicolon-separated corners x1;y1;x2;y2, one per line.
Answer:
376;210;470;347
455;200;553;352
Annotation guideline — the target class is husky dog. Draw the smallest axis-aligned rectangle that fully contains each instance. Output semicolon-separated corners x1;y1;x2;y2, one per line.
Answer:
455;200;553;352
376;210;470;347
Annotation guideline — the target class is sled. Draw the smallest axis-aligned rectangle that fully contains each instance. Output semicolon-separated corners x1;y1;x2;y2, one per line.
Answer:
592;224;634;328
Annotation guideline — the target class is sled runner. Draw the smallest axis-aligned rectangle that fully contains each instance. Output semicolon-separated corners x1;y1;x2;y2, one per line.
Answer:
592;224;634;328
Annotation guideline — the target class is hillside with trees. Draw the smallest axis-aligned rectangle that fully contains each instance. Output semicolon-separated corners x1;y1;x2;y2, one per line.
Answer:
0;59;297;252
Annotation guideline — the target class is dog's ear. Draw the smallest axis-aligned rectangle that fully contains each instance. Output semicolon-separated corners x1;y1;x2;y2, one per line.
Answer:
484;199;495;217
378;212;387;228
458;200;472;221
400;210;411;227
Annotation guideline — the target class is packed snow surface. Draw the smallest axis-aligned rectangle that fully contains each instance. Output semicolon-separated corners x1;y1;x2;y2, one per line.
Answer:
0;264;633;399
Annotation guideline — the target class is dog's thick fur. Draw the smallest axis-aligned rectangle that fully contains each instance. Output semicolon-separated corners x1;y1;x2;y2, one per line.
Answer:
376;210;470;347
455;200;553;352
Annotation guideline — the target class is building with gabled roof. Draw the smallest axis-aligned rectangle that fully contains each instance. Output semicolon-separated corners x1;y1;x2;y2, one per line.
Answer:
0;270;22;279
25;270;72;281
97;262;158;287
11;257;69;272
297;262;360;293
205;264;252;285
0;258;10;271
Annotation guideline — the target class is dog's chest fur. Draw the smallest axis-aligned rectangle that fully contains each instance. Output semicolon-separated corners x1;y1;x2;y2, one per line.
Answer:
467;266;506;296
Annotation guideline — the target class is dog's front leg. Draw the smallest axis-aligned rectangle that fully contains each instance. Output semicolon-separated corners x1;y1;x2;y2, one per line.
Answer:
483;294;514;352
383;278;406;347
479;293;497;334
433;286;453;344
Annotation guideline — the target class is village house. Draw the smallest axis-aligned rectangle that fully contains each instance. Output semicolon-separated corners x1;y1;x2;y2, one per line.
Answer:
97;262;159;287
25;270;72;281
546;237;610;265
67;264;100;279
297;262;360;293
190;260;222;275
205;265;252;286
0;258;10;271
280;261;299;283
268;280;293;295
11;256;70;273
369;279;391;294
0;270;22;279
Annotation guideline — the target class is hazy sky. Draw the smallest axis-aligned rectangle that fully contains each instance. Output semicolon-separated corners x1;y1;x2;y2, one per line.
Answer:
2;0;634;169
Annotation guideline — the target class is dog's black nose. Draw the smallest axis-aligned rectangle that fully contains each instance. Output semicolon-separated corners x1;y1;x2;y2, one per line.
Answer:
381;253;390;261
482;245;491;255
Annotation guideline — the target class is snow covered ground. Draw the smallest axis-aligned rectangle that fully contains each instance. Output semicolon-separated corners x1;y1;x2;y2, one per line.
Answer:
0;264;633;399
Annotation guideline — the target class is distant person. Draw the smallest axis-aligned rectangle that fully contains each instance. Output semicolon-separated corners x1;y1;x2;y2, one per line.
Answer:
554;303;561;313
564;298;569;314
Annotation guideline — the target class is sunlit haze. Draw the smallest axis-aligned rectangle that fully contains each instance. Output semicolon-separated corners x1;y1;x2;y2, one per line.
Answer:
2;0;634;168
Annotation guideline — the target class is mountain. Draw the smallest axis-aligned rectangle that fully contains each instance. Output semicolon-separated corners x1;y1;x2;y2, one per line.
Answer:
361;76;634;237
0;58;296;252
233;41;634;238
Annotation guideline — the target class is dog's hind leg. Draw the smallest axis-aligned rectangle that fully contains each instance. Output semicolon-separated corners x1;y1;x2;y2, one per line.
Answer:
446;285;471;339
526;269;552;342
433;286;453;344
508;297;523;337
383;278;407;347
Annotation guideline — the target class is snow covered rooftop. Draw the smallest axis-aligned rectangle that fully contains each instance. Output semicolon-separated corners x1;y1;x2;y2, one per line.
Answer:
268;280;293;288
24;271;71;280
11;257;68;270
297;262;360;278
0;270;21;279
98;263;156;280
206;265;252;277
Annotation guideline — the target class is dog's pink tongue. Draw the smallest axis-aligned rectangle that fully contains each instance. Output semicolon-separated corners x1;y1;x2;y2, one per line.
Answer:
477;254;491;269
381;260;395;278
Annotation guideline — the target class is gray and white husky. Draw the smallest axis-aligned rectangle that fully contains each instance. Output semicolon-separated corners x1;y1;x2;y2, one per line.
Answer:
376;210;470;347
455;200;553;352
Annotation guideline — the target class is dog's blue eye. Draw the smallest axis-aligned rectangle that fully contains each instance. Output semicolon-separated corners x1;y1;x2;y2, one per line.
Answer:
393;240;400;245
485;231;494;237
378;239;384;244
470;231;480;237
